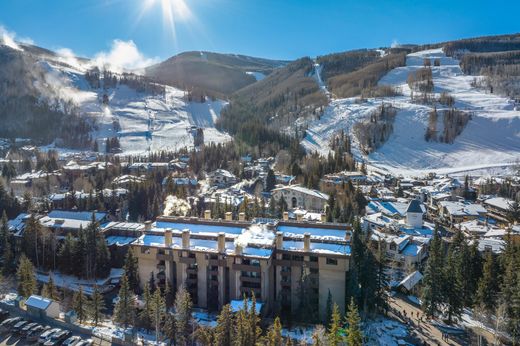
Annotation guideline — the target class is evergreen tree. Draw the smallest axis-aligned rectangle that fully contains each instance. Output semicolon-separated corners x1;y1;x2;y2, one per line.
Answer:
476;251;498;312
266;316;283;346
163;313;176;345
16;254;36;298
123;249;140;294
345;298;363;346
325;290;333;326
174;285;193;346
140;283;153;330
41;275;59;301
421;228;444;318
194;326;215;345
91;285;105;326
248;294;262;346
73;286;90;324
150;287;166;345
1;212;14;275
95;233;111;278
114;274;136;328
443;249;463;324
327;303;343;346
265;169;277;192
214;304;233;346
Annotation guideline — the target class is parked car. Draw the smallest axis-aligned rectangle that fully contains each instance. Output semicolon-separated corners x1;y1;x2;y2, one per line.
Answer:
39;328;61;345
44;329;72;346
11;320;29;334
76;339;93;346
62;335;82;346
0;317;22;333
20;322;39;337
27;325;50;342
0;308;9;321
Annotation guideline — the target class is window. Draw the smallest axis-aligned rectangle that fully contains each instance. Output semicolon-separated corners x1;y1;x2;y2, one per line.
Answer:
282;254;291;260
326;258;338;265
309;256;318;262
291;197;297;208
292;255;303;262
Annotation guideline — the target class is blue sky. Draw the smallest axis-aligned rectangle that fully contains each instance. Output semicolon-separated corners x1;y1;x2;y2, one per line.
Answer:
1;0;519;61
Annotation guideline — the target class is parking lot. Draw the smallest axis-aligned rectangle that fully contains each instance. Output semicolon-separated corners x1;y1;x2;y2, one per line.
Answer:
0;309;93;346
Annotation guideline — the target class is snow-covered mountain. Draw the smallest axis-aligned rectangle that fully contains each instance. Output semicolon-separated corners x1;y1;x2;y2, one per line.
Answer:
302;48;520;175
0;43;231;155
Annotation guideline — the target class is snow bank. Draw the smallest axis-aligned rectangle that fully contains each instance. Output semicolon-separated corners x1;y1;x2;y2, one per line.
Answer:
163;195;190;216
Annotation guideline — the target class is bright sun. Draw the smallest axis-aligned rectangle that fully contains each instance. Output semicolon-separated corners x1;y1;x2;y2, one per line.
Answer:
141;0;192;39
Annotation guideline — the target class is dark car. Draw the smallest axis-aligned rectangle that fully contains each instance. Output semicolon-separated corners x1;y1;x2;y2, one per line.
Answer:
20;322;40;337
44;329;72;346
27;325;49;342
0;316;22;333
39;328;61;345
0;308;9;321
11;319;29;334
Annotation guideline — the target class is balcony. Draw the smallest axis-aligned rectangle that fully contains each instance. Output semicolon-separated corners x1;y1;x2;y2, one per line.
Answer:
179;257;196;264
232;263;261;272
240;276;261;284
157;253;172;261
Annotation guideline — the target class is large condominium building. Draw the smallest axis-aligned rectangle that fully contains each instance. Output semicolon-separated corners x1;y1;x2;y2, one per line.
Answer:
130;211;352;317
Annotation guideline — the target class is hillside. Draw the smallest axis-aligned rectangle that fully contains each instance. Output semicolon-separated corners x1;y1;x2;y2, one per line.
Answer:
302;48;520;175
144;51;286;97
0;42;231;154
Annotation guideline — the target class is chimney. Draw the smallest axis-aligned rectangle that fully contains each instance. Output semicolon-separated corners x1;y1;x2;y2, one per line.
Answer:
283;212;289;221
165;230;172;247
225;212;232;221
235;244;243;255
276;232;283;250
239;212;246;221
144;220;152;232
321;213;327;222
303;233;311;252
218;232;226;253
182;229;190;249
204;210;211;220
296;213;303;222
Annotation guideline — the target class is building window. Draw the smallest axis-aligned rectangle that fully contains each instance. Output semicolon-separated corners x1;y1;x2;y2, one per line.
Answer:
309;256;318;262
292;255;303;262
326;258;338;265
291;197;297;208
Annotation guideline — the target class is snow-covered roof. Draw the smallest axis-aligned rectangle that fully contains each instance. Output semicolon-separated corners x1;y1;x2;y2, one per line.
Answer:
282;240;351;255
484;197;514;211
277;224;347;241
398;271;423;291
25;295;53;310
39;210;107;230
272;185;329;201
440;201;487;217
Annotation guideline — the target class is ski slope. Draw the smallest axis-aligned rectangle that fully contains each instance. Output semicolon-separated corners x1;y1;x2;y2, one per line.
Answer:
38;58;231;155
302;48;520;175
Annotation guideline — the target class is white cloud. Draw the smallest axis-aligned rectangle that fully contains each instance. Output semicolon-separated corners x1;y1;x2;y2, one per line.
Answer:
391;39;400;49
0;25;22;51
92;39;159;73
56;47;85;70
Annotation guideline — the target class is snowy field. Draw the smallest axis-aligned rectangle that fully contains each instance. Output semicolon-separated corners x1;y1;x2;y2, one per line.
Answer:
38;59;231;156
302;48;520;176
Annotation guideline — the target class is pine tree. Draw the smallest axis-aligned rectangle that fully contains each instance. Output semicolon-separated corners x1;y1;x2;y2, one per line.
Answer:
214;304;233;346
476;251;498;312
248;294;262;346
346;298;363;346
194;326;215;345
174;285;193;346
150;287;166;345
73;286;90;324
114;274;136;328
443;249;463;324
421;228;444;318
41;275;59;301
265;169;277;192
91;285;105;326
123;249;140;294
266;316;283;346
16;254;36;298
1;212;14;275
95;233;111;278
325;290;333;326
327;303;343;346
163;313;176;345
140;283;153;330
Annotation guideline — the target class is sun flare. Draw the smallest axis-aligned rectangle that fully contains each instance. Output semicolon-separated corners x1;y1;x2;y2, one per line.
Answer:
141;0;192;39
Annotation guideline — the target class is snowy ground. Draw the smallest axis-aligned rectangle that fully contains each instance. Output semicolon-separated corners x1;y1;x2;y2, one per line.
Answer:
302;48;520;176
37;59;231;155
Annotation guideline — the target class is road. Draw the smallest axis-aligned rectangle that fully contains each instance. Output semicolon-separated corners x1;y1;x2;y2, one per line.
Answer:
388;293;496;346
